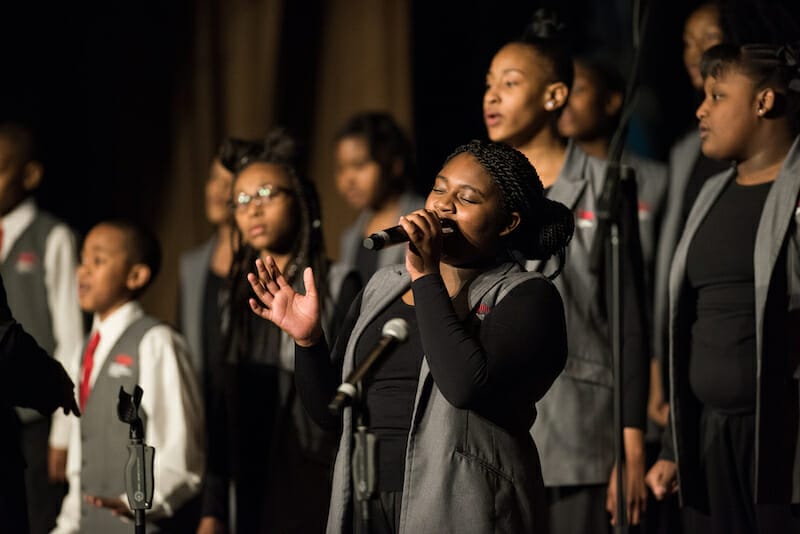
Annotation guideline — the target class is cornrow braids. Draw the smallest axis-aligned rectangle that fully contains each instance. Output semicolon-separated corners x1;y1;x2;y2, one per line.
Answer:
702;41;800;134
445;140;574;278
226;128;329;362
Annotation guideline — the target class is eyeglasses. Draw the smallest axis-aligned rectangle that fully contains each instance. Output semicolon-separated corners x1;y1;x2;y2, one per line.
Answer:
232;184;292;212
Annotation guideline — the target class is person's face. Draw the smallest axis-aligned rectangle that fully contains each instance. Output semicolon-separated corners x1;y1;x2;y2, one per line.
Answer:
558;64;607;140
334;136;385;211
484;43;552;147
683;5;723;90
77;224;136;320
0;137;29;216
205;158;234;226
233;162;298;255
696;70;759;160
426;153;516;265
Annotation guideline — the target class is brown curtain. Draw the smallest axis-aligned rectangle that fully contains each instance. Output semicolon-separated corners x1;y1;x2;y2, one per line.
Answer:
141;0;412;324
308;0;413;259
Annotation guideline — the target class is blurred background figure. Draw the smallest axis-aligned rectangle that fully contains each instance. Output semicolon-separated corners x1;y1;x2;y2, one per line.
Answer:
198;129;359;534
178;137;251;446
557;54;667;295
333;111;423;286
0;121;84;534
484;8;650;532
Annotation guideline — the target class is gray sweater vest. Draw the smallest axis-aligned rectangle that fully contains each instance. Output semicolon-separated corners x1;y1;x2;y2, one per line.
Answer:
327;263;550;533
79;315;159;534
2;212;59;423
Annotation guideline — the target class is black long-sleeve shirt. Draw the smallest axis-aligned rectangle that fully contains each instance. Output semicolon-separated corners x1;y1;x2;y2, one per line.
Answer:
296;272;568;489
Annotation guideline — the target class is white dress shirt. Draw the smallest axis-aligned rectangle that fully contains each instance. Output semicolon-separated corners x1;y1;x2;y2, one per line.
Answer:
0;198;84;445
51;301;205;534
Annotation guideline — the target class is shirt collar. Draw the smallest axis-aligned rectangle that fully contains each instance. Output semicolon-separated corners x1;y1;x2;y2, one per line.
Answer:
90;300;145;345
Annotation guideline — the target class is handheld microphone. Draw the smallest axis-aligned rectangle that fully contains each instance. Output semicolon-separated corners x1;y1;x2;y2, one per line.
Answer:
362;221;455;250
328;318;409;414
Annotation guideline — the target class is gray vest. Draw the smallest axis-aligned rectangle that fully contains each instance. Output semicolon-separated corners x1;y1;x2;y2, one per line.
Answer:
79;316;158;534
327;263;550;534
2;212;59;423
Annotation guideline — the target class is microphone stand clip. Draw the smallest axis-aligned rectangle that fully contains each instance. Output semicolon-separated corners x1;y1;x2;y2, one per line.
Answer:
117;385;155;534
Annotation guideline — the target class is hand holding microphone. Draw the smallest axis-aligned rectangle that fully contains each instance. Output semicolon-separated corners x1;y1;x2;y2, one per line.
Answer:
363;214;455;250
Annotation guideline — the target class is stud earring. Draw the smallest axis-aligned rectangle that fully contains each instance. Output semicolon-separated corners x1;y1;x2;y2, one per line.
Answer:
546;101;554;110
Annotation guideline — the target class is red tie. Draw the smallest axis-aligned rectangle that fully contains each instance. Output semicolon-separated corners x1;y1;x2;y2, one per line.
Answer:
79;332;101;411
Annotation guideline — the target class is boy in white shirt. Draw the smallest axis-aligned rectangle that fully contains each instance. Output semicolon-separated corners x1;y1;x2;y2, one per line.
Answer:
52;219;204;533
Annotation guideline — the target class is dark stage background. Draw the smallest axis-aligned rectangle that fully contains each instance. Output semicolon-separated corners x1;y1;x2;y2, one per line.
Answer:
1;0;796;322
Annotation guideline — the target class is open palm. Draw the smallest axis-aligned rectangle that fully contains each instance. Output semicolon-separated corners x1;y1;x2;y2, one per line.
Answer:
247;257;323;346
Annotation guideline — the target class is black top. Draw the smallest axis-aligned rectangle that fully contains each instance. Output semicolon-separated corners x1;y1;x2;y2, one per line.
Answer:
295;272;568;490
354;242;379;288
680;152;731;232
351;298;422;491
686;179;773;413
201;268;362;530
202;270;227;401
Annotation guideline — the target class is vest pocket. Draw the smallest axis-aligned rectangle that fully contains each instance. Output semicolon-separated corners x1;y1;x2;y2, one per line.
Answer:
561;356;614;387
453;448;513;483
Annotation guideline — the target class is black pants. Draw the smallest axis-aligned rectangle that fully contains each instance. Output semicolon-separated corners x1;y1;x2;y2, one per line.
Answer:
21;417;66;534
698;408;800;534
0;467;29;534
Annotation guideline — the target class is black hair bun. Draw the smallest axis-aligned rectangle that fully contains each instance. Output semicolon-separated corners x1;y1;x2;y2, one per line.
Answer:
522;7;567;42
218;137;261;173
538;198;574;261
262;127;298;164
776;41;800;92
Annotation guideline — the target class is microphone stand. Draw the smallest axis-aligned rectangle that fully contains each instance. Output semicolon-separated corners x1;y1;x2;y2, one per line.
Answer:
330;379;376;534
117;385;155;534
587;1;651;532
351;384;377;534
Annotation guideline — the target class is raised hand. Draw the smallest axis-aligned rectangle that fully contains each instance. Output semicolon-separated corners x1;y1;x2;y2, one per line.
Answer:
247;256;323;347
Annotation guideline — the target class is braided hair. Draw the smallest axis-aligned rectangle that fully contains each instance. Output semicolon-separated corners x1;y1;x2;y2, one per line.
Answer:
701;41;800;135
227;128;328;361
445;140;574;279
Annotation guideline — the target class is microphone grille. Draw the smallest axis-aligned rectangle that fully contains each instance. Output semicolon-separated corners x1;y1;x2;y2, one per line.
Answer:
382;318;410;342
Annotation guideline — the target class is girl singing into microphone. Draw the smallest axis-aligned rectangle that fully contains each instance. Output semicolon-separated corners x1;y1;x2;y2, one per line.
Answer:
247;140;574;533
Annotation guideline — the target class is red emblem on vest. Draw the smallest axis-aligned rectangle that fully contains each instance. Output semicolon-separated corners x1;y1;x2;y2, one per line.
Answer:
114;354;134;367
15;251;38;273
